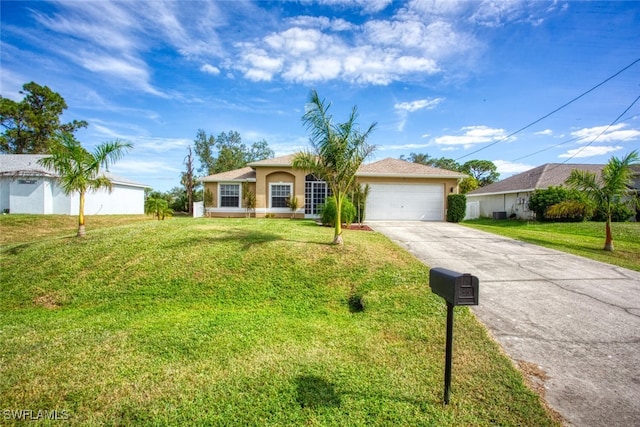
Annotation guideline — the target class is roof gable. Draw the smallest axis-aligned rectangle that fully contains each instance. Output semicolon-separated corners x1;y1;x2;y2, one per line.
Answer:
199;166;256;182
247;154;297;167
467;163;605;195
357;158;467;178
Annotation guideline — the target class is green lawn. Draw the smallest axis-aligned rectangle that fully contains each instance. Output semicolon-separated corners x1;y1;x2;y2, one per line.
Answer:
0;216;560;426
462;219;640;272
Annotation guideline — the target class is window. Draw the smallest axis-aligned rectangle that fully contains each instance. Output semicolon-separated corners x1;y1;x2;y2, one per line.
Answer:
305;175;330;215
220;184;240;208
18;179;37;185
270;184;291;208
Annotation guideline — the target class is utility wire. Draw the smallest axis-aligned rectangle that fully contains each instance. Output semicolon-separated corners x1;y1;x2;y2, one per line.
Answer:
552;92;640;166
511;111;640;162
454;57;640;161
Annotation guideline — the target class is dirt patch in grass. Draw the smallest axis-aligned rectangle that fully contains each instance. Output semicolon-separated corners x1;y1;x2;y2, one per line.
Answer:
518;360;565;425
33;293;63;309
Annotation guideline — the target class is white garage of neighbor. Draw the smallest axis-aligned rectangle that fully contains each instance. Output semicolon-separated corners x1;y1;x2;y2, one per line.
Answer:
0;154;147;215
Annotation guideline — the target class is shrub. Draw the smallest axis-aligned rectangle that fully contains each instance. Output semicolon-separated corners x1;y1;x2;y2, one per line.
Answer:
319;196;356;226
447;194;466;223
591;203;635;222
528;186;587;221
544;200;592;222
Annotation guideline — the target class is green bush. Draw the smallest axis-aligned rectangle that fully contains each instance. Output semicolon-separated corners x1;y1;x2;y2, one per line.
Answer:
591;203;635;222
528;186;588;221
447;194;466;223
545;200;592;222
319;196;356;226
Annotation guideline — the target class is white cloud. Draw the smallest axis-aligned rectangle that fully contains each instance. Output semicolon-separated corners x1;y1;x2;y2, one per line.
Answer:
570;123;640;144
301;0;393;13
200;64;220;75
559;146;623;159
534;129;553;136
493;160;535;174
395;98;444;112
433;125;511;148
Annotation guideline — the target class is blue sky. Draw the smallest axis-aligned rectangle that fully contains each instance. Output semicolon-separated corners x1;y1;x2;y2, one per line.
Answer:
2;0;639;192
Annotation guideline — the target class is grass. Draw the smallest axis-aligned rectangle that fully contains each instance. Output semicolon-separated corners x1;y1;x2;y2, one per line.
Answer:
0;215;560;426
462;218;640;271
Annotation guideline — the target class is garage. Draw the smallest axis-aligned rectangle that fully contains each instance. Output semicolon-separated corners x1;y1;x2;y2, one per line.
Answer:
366;183;444;221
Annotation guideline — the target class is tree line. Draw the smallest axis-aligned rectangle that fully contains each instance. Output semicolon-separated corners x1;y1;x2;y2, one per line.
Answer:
400;153;499;193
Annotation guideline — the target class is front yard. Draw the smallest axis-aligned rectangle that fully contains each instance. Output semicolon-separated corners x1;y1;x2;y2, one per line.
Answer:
462;219;640;271
0;216;559;425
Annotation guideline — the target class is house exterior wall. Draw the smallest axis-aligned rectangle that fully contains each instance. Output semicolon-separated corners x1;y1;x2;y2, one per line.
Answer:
203;181;257;217
0;176;143;215
7;177;46;213
255;167;306;218
202;169;460;220
69;184;144;215
1;179;10;212
466;191;533;219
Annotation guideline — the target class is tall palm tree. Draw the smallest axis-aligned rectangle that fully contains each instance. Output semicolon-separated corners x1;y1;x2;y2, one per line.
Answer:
565;150;638;251
293;90;376;245
38;133;132;237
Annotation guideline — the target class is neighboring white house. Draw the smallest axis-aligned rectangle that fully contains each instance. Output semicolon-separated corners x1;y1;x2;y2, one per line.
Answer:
0;154;146;215
465;163;605;220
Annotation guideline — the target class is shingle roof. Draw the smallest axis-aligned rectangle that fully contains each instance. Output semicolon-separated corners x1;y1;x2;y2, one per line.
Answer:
357;157;467;178
198;166;256;182
0;154;147;188
247;154;297;167
467;163;605;196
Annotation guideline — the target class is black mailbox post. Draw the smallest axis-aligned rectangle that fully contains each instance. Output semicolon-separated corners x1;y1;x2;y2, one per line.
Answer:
429;267;479;404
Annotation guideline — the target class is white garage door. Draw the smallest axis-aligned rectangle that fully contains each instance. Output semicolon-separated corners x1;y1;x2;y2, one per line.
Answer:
366;183;444;221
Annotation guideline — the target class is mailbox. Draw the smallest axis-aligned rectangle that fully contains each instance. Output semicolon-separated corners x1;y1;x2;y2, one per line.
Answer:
430;267;479;306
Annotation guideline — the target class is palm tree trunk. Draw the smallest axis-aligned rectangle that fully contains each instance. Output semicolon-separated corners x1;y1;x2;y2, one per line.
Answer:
77;191;86;237
604;217;614;251
333;194;344;245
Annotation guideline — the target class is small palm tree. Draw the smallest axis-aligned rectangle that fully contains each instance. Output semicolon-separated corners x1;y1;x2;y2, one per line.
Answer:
287;195;299;219
145;197;173;220
565;150;639;251
293;90;376;245
38;133;132;237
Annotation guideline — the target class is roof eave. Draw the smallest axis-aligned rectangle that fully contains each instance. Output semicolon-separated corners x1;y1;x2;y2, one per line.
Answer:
356;172;467;179
467;188;537;197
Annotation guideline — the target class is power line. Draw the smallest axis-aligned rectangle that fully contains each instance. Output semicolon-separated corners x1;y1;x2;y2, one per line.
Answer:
454;57;640;161
510;111;640;162
554;92;640;166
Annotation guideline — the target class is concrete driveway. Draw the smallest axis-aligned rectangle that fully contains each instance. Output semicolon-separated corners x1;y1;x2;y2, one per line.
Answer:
369;221;640;427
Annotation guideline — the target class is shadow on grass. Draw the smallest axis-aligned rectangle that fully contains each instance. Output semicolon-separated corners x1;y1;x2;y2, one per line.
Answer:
296;375;341;408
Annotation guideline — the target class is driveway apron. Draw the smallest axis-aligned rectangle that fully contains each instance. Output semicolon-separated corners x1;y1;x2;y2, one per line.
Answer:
369;221;640;427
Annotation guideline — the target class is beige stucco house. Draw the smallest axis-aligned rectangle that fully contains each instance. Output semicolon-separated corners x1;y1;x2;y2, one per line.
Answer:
198;155;467;221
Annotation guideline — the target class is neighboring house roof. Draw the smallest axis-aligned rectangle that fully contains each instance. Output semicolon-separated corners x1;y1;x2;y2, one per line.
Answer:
357;157;467;178
0;154;147;188
467;163;605;196
199;166;256;182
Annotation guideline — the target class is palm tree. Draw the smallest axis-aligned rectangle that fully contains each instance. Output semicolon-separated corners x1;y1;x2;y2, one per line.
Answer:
293;90;376;245
145;196;173;220
565;150;639;251
38;133;132;237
